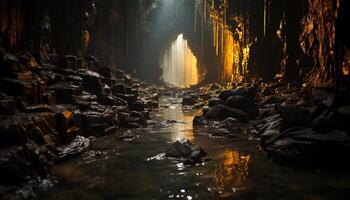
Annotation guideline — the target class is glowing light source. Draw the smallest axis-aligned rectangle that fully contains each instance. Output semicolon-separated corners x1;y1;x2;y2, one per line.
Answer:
161;34;199;88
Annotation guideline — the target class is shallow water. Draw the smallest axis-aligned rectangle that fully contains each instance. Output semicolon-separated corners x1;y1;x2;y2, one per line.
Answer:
39;96;350;200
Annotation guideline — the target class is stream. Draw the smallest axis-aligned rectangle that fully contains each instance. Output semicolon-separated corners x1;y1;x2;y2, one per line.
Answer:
39;95;350;200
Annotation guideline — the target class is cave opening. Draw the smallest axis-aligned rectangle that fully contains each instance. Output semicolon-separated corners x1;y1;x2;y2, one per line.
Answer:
160;33;199;88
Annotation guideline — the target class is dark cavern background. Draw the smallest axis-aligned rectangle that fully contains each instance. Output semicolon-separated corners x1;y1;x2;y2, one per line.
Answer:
1;0;350;199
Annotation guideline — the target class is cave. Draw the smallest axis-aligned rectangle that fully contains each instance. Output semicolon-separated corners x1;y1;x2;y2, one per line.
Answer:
1;0;350;199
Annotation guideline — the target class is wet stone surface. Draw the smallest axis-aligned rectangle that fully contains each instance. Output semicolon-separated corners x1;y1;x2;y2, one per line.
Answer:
37;95;350;200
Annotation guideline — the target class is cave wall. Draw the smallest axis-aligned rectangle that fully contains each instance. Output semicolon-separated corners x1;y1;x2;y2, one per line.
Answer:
1;0;349;85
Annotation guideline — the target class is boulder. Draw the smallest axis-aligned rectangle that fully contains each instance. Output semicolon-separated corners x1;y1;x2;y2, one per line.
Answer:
205;105;249;122
182;96;198;106
165;139;207;165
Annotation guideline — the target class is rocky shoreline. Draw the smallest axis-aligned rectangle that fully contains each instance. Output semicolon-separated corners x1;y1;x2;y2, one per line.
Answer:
0;52;159;198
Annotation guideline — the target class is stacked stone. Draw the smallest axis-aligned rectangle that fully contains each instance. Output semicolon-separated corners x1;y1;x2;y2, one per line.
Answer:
0;52;158;189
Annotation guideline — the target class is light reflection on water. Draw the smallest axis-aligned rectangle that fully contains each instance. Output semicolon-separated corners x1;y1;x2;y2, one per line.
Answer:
39;96;350;200
215;150;250;188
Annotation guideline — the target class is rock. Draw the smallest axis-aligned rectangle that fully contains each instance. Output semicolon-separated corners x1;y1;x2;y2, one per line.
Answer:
165;139;206;165
193;116;207;126
56;55;77;69
0;78;36;100
112;84;126;94
129;100;145;111
41;91;56;105
48;82;82;104
192;102;205;110
218;89;235;102
0;94;16;115
99;65;112;79
182;96;198;106
119;111;147;128
79;69;104;96
338;105;350;132
115;93;137;103
205;105;249;122
312;112;335;132
25;105;53;113
57;135;90;162
218;117;239;129
224;95;258;117
208;98;223;107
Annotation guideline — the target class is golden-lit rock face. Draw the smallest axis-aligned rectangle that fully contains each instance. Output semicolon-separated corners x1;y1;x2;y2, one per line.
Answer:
209;0;249;83
161;34;199;88
300;0;340;85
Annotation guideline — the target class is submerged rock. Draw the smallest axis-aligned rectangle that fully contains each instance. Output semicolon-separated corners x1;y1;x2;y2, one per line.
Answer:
165;139;207;165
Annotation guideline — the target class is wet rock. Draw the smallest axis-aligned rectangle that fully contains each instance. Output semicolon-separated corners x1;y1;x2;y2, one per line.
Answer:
165;139;206;165
56;55;77;69
192;102;205;110
182;96;198;106
193;116;207;126
41;91;56;105
262;126;350;162
129;100;145;111
338;105;350;132
115;93;137;103
224;95;258;117
0;94;16;115
0;78;36;100
48;82;82;104
218;117;238;129
218;89;235;102
57;135;90;162
79;69;104;97
280;101;312;128
99;65;112;79
312;112;335;132
112;84;126;94
208;98;223;107
205;105;249;122
119;111;147;128
25;105;53;113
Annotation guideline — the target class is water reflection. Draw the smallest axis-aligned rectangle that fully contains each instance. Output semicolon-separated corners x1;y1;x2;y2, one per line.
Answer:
214;149;250;191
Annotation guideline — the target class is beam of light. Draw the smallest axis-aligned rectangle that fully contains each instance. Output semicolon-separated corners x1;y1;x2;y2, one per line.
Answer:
160;34;199;88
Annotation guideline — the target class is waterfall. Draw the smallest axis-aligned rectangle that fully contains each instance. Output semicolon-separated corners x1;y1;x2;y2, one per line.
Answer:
160;34;199;88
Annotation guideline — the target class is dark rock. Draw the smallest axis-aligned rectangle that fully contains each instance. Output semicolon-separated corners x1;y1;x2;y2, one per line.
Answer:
115;69;125;77
0;94;16;115
218;117;238;129
115;93;137;103
119;111;147;128
41;91;56;105
192;102;205;110
218;90;235;102
98;95;116;106
182;96;198;106
56;55;77;69
99;65;112;79
112;84;126;94
79;69;104;96
208;98;223;107
129;100;145;111
25;105;53;113
165;139;207;165
225;95;258;117
312;112;335;132
193;116;207;126
48;82;82;104
205;105;249;122
0;78;36;99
